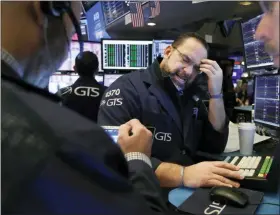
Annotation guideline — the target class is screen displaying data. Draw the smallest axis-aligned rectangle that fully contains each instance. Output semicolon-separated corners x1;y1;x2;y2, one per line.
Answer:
152;40;173;60
102;40;152;70
95;74;104;84
48;73;104;94
104;74;123;87
48;73;79;94
102;126;119;143
254;75;280;128
58;41;102;71
241;15;274;69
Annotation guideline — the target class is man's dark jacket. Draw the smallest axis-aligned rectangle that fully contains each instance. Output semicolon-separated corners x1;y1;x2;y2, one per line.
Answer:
1;61;170;215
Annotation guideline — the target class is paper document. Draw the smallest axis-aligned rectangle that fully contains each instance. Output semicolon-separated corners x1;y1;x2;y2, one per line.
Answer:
224;122;271;153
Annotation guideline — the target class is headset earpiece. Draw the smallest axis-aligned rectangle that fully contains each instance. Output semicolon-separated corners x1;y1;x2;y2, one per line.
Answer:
40;1;71;17
40;1;83;53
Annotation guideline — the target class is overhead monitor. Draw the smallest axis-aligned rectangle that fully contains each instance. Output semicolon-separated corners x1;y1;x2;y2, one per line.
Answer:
241;14;274;69
58;41;102;72
104;74;123;87
102;39;152;70
152;40;173;60
254;74;280;128
48;72;79;94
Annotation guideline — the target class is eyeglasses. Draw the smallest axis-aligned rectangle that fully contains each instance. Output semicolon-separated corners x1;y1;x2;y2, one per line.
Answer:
259;1;275;13
172;46;201;74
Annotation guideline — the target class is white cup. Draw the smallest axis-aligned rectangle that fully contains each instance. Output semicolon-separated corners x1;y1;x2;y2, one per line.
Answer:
238;123;256;155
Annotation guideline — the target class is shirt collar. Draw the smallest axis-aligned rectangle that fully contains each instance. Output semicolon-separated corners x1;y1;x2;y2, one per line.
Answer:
1;48;24;78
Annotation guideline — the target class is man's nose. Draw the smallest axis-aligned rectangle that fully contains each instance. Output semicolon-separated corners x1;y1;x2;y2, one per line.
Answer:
183;65;194;75
255;15;271;42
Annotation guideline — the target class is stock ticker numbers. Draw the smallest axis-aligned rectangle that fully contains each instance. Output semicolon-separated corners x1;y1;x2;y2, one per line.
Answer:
254;75;280;127
102;40;152;70
241;15;274;69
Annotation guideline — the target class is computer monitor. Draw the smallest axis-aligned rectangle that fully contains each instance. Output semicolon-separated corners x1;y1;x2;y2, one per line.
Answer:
58;41;102;72
95;74;104;84
102;39;152;70
49;72;104;94
241;14;274;69
254;74;280;129
104;74;123;87
48;72;79;94
152;40;173;60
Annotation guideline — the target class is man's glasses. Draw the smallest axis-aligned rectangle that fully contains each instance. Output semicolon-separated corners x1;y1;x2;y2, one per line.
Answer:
172;46;201;74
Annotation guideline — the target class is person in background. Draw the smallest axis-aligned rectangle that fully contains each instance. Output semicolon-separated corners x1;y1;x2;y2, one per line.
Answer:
59;51;107;122
236;80;249;106
256;1;279;68
98;32;244;195
1;1;169;214
221;59;236;121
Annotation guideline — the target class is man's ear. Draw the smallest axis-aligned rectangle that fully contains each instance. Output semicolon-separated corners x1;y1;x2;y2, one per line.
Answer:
163;45;173;58
30;1;46;28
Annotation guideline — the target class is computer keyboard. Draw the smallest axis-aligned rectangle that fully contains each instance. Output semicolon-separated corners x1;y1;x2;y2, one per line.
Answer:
224;156;274;178
223;155;278;191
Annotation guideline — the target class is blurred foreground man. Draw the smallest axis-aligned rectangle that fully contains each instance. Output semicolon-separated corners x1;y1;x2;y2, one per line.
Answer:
1;2;169;214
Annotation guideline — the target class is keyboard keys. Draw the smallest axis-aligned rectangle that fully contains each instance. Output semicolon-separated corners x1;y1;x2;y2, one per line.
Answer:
243;169;250;177
264;157;273;178
237;157;246;168
252;157;262;169
241;157;250;169
224;156;231;163
248;169;255;177
224;156;271;179
230;156;239;165
248;156;257;169
258;156;270;178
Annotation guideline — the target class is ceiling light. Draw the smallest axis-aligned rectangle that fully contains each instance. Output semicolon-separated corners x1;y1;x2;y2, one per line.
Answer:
147;22;156;26
239;1;253;6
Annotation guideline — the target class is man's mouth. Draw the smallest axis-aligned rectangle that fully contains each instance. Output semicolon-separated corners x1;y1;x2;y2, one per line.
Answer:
175;73;188;81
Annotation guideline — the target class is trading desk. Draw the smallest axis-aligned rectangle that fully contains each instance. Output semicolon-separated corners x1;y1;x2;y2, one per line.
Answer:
168;138;280;214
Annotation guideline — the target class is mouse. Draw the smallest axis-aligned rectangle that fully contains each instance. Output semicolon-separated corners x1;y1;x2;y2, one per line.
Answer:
209;186;249;208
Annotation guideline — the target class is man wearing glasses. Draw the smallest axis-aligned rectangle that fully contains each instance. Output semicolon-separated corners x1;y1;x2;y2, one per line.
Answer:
98;32;244;193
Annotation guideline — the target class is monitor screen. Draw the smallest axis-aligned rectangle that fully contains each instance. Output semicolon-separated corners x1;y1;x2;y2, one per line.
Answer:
95;74;104;84
86;2;111;41
48;73;104;94
48;73;79;94
104;74;123;87
241;14;274;69
152;40;173;60
102;40;152;70
102;126;119;143
58;41;102;72
254;74;280;128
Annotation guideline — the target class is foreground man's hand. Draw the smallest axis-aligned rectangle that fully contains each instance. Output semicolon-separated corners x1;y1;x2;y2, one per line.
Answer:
118;119;153;156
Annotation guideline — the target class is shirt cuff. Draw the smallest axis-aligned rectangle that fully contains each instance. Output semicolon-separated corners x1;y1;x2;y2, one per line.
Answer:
125;152;152;168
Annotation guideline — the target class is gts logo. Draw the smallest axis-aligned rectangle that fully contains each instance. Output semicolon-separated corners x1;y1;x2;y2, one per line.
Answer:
154;132;172;142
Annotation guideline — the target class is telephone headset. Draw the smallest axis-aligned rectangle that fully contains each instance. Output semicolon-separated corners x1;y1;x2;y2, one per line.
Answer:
40;1;84;53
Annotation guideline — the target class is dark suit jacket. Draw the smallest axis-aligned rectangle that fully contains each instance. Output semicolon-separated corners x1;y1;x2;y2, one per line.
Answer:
59;77;107;122
1;61;170;215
